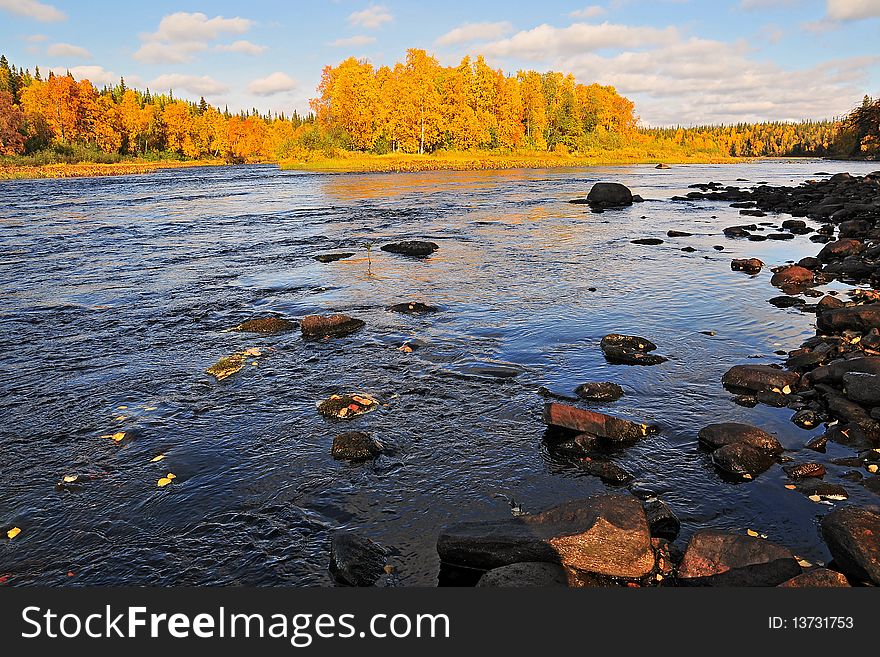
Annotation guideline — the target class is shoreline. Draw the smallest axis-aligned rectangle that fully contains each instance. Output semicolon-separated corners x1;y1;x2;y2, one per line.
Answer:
0;159;227;181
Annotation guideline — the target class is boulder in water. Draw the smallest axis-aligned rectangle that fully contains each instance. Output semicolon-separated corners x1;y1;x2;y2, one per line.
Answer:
586;182;633;208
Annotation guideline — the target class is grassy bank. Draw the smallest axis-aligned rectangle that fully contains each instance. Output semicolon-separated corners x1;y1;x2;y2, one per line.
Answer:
0;159;227;181
280;149;740;174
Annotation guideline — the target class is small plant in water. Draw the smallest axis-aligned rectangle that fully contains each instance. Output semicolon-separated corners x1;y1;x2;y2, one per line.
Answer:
364;241;373;274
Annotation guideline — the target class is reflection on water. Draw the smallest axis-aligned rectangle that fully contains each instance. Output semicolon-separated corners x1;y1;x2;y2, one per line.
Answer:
1;160;878;586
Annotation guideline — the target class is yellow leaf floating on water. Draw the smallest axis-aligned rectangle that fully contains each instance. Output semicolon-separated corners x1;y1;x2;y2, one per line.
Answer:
868;464;879;473
798;559;813;568
808;495;822;502
785;484;797;490
157;477;173;487
742;473;753;480
7;527;21;539
62;475;78;484
206;353;246;381
150;454;166;463
747;529;759;537
242;347;262;357
166;473;176;480
117;406;128;410
144;406;158;412
100;432;126;442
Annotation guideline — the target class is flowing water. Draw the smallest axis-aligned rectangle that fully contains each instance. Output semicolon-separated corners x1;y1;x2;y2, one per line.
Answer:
2;160;879;586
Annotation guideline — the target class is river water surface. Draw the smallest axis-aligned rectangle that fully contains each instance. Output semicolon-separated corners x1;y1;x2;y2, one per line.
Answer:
2;160;879;585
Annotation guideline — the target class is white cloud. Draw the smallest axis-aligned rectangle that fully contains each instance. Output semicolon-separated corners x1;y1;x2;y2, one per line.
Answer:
0;0;65;22
150;73;229;96
348;5;393;29
26;33;49;42
50;65;117;86
216;40;267;55
740;0;798;9
436;21;514;46
328;35;377;47
826;0;880;21
47;43;92;59
134;12;254;64
569;5;606;18
482;22;679;60
248;72;297;96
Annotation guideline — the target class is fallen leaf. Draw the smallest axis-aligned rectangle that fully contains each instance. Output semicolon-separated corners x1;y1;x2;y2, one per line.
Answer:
7;527;21;539
785;484;797;490
150;454;166;463
383;565;394;575
117;406;128;410
206;353;246;381
114;415;127;422
399;345;413;353
144;406;158;412
62;475;78;484
782;385;792;394
747;529;759;537
101;432;126;442
808;494;822;502
242;347;262;357
157;477;172;487
67;571;75;577
743;473;753;480
868;464;879;473
166;473;176;480
797;559;813;568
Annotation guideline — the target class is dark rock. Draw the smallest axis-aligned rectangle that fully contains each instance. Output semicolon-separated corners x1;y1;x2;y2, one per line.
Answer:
817;295;845;312
233;316;297;334
783;462;826;479
329;531;388;587
678;531;801;586
476;562;569;587
643;499;680;541
550;433;604;456
587;182;633;207
805;433;829;451
818;305;880;333
331;432;383;461
811;356;880;385
778;569;850;587
820;506;880;585
782;219;807;231
600;333;668;366
731;258;763;274
863;475;880;495
797;256;821;270
631;238;664;246
791;409;822;429
838;219;871;238
380;241;439;258
575;382;624;402
722;364;799;394
579;459;635;485
770;296;804;309
767;232;795;241
795;480;848;500
723;225;753;238
436;495;656;580
301;314;365;338
843;372;880;406
655;163;671;169
711;442;776;479
314;252;355;263
818;239;865;262
740;209;767;217
714;245;725;251
698;423;783;454
387;301;438;314
681;246;697;253
667;230;692;237
543;403;653;443
770;265;814;288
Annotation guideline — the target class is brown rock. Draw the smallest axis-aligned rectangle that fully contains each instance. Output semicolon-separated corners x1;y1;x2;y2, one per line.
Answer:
778;568;850;587
820;506;880;585
722;364;800;394
731;258;763;274
301;314;365;338
818;238;865;262
783;462;826;479
711;442;776;478
678;531;801;586
542;402;653;443
770;265;814;288
234;316;297;334
698;422;783;454
817;305;880;333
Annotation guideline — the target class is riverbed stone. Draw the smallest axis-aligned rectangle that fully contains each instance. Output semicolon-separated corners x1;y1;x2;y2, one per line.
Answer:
643;499;680;541
543;402;653;443
233;316;297;334
301;314;365;338
476;562;570;587
817;305;880;333
380;241;439;257
818;238;865;262
331;432;383;461
600;334;668;366
731;258;763;274
587;182;633;207
711;442;777;479
575;382;624;402
783;462;826;479
820;506;880;585
329;531;388;587
314;252;355;263
678;531;801;586
436;495;657;581
770;265;814;288
387;301;438;314
698;423;783;454
722;364;800;394
778;568;850;587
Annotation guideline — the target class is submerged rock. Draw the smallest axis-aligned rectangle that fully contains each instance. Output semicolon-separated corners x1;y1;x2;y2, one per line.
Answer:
600;334;668;366
206;353;246;381
587;182;633;207
318;394;379;420
578;459;634;485
437;494;657;582
380;241;439;258
678;531;801;586
731;258;763;274
233;316;297;334
476;562;569;587
329;531;388;587
643;499;680;541
543;402;654;443
301;314;365;338
574;382;624;402
820;506;880;585
631;238;664;246
387;301;438;314
783;462;826;479
314;252;355;263
331;432;383;461
698;423;783;454
667;230;692;237
722;364;799;394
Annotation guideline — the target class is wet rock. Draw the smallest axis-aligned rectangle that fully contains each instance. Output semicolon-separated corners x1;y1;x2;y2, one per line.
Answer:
781;219;807;232
820;506;880;585
331;432;383;462
631;238;664;246
783;462;826;479
778;569;850;587
681;246;697;253
587;182;633;207
863;475;880;495
767;232;795;240
740;209;767;217
838;219;871;238
476;562;570;587
579;459;634;485
770;265;814;288
731;258;763;274
318;394;379;420
550;433;604;456
698;423;783;454
387;301;438;314
678;531;801;586
795;480;849;500
818;238;865;262
575;382;624;402
301;314;365;338
600;333;668;366
329;531;388;587
818;305;880;333
465;365;522;379
811;356;880;385
711;442;776;479
643;499;680;541
797;256;821;270
723;225;753;238
667;230;692;237
722;364;799;394
655;163;671;169
543;403;653;443
817;295;845;312
714;245;725;251
805;433;829;451
314;252;355;263
437;494;657;581
380;241;439;258
843;372;880;407
233;316;297;334
791;409;822;429
769;296;804;309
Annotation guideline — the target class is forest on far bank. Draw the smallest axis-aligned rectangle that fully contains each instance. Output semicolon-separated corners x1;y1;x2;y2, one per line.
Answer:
0;49;878;166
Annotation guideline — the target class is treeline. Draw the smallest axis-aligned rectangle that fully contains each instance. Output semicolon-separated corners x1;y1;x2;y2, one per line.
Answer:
0;54;315;161
834;95;880;158
311;48;638;154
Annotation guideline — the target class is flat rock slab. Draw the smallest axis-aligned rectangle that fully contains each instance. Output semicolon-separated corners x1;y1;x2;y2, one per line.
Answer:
318;394;379;420
314;252;355;263
722;364;800;394
778;568;850;587
476;562;570;587
543;402;653;443
380;241;439;258
301;314;365;338
600;334;668;366
233;317;297;334
329;531;389;587
437;495;656;581
698;423;783;454
678;531;801;586
820;506;880;585
817;305;880;333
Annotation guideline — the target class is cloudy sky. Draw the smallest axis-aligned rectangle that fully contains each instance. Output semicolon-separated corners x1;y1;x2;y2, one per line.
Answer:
0;0;878;126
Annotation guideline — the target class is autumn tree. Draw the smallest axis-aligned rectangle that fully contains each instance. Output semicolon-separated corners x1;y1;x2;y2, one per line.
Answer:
0;90;26;155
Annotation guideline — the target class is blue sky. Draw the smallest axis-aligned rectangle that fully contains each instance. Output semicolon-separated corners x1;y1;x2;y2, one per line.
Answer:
1;0;878;126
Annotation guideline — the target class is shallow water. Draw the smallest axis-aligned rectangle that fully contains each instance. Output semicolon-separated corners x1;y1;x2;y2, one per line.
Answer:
1;159;879;586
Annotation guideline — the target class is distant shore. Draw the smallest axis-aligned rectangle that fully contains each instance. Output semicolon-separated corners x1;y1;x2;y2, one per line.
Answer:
0;159;226;181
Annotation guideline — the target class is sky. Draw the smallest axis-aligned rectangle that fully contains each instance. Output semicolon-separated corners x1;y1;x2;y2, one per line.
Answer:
0;0;879;126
